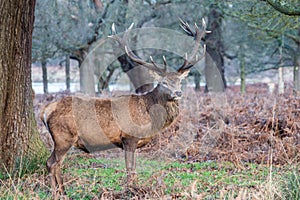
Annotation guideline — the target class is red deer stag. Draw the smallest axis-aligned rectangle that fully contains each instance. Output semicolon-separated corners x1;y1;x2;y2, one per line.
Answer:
40;19;207;198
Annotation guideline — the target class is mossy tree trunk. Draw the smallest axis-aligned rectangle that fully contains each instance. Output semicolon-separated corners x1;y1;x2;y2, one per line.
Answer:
0;0;47;172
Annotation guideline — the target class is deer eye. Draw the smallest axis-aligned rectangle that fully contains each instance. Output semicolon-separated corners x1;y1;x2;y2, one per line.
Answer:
161;81;168;86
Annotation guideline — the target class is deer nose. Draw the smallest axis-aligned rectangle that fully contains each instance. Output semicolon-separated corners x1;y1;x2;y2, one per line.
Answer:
175;91;182;97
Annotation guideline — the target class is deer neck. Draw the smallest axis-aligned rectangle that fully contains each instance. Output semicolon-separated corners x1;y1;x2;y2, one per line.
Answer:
143;84;175;105
142;84;179;127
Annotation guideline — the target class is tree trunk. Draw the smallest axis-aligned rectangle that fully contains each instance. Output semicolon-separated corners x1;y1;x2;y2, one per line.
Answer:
118;54;154;93
72;50;95;96
294;42;300;95
80;62;95;95
278;66;284;94
277;35;284;94
239;49;246;93
41;60;48;94
0;0;47;172
205;4;226;92
97;65;116;93
194;71;201;91
65;54;70;91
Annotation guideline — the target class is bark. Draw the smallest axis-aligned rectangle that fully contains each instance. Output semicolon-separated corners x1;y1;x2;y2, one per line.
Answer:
205;5;226;92
0;0;47;172
41;60;48;94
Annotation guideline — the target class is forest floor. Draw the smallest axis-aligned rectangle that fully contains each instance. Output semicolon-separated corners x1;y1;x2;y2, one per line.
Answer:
1;83;300;199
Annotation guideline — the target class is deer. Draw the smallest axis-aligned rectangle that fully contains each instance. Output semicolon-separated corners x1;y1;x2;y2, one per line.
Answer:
40;19;207;199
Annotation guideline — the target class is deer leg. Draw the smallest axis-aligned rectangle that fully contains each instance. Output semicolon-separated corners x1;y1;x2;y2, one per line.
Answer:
46;151;58;198
46;146;71;199
122;136;139;183
54;153;68;196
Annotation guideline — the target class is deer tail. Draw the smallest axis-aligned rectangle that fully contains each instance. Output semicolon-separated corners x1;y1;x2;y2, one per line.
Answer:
42;112;51;133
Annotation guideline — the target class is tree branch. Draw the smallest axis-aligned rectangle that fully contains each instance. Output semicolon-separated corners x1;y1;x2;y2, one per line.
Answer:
265;0;300;16
247;60;293;74
246;23;300;43
223;52;238;60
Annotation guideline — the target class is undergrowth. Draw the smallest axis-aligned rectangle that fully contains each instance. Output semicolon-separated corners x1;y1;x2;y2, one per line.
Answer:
0;154;299;199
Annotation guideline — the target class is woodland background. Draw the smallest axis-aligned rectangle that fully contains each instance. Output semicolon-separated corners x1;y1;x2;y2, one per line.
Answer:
32;0;300;95
1;0;300;199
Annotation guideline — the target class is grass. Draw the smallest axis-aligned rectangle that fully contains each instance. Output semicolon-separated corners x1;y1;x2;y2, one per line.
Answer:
281;167;300;200
0;154;299;199
151;161;271;199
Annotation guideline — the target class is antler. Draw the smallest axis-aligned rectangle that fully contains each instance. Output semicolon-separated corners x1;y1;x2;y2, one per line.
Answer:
109;23;167;76
177;18;207;73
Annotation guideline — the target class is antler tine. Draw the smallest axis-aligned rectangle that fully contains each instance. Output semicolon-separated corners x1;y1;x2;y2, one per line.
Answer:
179;18;194;37
109;23;166;76
177;18;207;73
162;56;167;73
149;56;161;69
111;23;117;35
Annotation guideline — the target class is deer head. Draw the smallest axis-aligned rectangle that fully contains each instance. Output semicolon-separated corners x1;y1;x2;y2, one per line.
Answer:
109;18;207;100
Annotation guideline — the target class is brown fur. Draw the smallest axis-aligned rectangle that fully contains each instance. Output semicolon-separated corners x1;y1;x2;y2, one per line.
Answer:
40;84;179;198
41;87;179;151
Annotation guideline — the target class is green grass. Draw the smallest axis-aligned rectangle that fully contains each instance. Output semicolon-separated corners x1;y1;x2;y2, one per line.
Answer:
281;167;300;200
63;156;282;199
0;154;299;199
149;161;271;198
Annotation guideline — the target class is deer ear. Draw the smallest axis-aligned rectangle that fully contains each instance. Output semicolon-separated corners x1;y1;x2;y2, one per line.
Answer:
179;70;190;79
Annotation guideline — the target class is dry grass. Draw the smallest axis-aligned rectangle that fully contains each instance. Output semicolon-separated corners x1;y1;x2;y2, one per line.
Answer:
143;84;300;166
